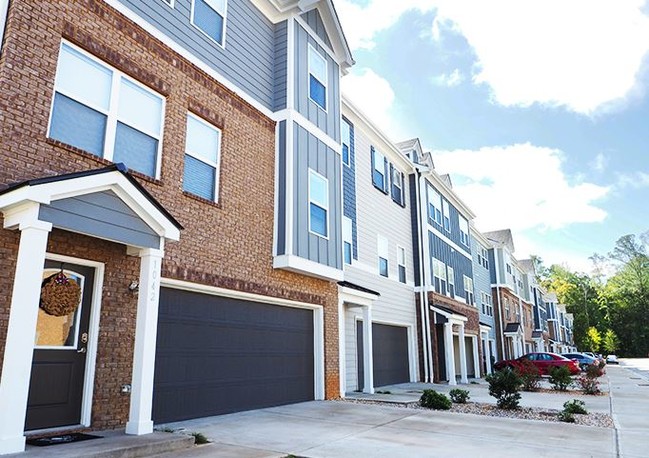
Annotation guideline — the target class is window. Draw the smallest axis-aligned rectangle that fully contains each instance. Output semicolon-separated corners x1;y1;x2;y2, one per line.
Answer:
308;169;328;237
183;113;221;201
342;118;351;166
49;42;164;178
343;216;353;265
459;216;469;246
426;184;442;225
371;147;388;193
432;258;447;294
463;276;474;305
506;263;512;274
378;235;389;277
192;0;227;46
447;266;455;297
160;0;174;6
477;247;489;269
505;298;510;320
397;246;406;283
442;200;450;232
481;292;493;317
390;165;405;206
308;45;327;110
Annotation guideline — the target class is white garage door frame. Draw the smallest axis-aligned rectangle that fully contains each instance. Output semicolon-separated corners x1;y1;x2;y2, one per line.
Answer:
160;278;325;400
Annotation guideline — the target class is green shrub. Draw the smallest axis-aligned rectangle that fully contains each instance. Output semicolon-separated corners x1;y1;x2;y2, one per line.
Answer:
576;365;602;394
549;366;573;391
586;364;604;378
563;399;588;415
558;411;576;423
486;369;522;410
514;359;541;391
191;432;210;445
449;388;470;404
420;389;452;410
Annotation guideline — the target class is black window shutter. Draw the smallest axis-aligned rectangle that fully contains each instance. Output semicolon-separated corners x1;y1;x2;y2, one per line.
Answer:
400;172;406;207
383;156;388;193
370;146;377;188
389;162;395;200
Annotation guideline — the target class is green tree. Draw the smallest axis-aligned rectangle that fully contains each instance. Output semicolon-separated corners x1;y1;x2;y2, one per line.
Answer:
602;329;620;354
584;327;602;352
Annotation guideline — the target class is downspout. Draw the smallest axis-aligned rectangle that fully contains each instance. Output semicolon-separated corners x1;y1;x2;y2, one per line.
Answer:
414;167;431;382
494;250;505;361
0;0;9;57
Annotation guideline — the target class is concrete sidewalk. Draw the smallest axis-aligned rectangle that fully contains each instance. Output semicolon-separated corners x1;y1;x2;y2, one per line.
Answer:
608;364;649;458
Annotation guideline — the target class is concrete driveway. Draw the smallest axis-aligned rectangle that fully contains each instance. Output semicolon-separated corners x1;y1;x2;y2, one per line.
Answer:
158;398;616;457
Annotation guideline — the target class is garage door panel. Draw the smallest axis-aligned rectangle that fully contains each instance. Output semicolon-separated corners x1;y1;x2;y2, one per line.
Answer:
154;288;315;423
357;322;410;389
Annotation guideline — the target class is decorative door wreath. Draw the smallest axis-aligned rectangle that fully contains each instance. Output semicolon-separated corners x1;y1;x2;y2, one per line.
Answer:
40;270;82;317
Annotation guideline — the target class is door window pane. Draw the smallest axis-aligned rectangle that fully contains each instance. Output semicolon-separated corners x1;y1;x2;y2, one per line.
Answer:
35;271;84;349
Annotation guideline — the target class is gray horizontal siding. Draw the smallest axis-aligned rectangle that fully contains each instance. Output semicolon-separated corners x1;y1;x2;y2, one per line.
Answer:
472;236;495;333
116;0;277;110
301;9;332;50
274;20;288;111
294;22;340;141
39;190;159;248
293;122;342;269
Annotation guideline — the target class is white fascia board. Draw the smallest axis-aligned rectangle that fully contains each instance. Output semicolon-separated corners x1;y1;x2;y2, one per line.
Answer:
103;0;275;120
470;223;491;247
275;108;341;153
427;224;472;261
339;287;376;307
341;97;413;172
274;254;344;281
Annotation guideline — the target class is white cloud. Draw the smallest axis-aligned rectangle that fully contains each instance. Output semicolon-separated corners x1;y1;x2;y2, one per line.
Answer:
433;143;610;232
336;0;649;115
616;171;649;188
430;69;464;87
514;234;596;274
590;153;608;173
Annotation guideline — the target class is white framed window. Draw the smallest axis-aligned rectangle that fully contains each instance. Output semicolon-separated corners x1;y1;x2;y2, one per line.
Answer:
478;247;489;269
505;298;510;320
391;165;405;206
343;216;353;265
506;263;512;274
160;0;175;6
397;246;406;284
342;118;351;167
432;258;447;294
191;0;228;46
308;44;327;111
463;275;474;306
183;113;221;201
442;199;450;232
371;147;388;193
427;184;442;225
308;169;329;238
481;292;493;317
459;215;469;246
48;41;164;178
447;266;455;297
378;235;389;277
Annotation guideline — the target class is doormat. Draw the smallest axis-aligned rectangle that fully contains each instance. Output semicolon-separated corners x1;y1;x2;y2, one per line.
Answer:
26;433;103;447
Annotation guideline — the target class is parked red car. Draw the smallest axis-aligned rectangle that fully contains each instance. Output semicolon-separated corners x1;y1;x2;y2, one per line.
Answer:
494;352;581;375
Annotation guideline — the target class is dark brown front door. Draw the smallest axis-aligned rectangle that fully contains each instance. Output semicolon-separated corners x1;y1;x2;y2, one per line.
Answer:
25;261;95;431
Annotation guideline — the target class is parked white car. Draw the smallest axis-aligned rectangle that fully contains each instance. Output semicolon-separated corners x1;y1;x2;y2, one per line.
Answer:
606;355;620;364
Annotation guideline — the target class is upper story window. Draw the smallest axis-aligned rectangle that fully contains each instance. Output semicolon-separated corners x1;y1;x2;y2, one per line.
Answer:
49;42;164;178
426;185;442;226
432;258;448;295
391;165;405;206
447;266;455;298
371;147;388;193
377;235;389;277
183;113;222;201
463;275;474;306
343;216;353;265
459;216;469;246
506;263;512;274
308;45;327;111
342;118;351;166
442;200;451;232
481;292;493;317
192;0;227;46
477;247;489;269
397;246;406;283
505;298;510;320
308;169;329;238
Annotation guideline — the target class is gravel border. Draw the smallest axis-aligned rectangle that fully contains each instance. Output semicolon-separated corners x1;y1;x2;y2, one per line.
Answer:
339;399;614;428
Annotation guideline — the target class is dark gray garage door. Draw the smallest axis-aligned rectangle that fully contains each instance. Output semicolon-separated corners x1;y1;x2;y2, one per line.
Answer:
153;288;315;423
357;322;410;390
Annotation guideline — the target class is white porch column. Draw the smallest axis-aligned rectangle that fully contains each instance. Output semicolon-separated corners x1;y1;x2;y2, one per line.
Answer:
0;217;52;455
338;298;346;397
472;336;480;379
362;306;374;394
458;324;468;384
444;322;456;385
484;336;493;374
126;247;164;435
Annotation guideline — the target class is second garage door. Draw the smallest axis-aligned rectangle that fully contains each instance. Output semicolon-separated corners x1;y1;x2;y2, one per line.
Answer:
153;288;315;424
357;322;410;390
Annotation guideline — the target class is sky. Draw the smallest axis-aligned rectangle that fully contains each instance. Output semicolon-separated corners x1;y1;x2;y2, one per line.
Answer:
336;0;649;274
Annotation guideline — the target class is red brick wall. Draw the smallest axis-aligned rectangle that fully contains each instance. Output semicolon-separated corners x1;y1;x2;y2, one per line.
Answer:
0;0;340;430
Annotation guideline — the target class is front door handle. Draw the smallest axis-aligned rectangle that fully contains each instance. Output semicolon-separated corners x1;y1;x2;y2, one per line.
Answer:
77;347;86;354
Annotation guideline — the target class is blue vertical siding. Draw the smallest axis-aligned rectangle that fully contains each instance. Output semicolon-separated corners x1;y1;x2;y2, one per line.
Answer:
116;0;277;110
342;117;358;259
301;9;333;49
471;236;495;336
425;180;470;256
429;232;474;300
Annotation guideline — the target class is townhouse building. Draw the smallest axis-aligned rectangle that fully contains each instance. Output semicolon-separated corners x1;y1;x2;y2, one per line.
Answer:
402;141;480;385
472;228;497;373
0;0;353;453
519;259;549;352
338;98;418;395
545;292;561;352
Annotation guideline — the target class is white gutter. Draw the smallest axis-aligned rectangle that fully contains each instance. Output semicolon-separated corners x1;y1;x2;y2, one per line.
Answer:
414;168;432;382
0;0;9;56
